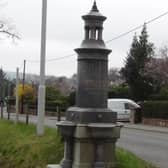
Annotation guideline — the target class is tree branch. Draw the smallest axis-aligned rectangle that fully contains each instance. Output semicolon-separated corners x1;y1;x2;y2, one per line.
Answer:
0;21;20;40
0;30;20;39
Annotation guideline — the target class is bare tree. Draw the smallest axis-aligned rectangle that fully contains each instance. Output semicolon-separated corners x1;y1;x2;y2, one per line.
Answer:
159;45;168;58
144;45;168;87
108;68;124;86
0;1;20;39
0;21;20;39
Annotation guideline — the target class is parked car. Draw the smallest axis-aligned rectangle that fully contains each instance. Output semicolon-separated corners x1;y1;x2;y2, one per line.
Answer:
108;98;141;121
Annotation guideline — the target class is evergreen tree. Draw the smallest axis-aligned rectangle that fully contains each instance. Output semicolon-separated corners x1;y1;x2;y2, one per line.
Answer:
121;24;154;101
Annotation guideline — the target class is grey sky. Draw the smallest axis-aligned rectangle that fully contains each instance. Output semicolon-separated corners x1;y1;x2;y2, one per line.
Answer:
0;0;168;77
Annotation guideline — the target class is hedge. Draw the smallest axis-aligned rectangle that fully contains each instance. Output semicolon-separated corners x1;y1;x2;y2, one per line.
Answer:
28;100;68;112
141;101;168;119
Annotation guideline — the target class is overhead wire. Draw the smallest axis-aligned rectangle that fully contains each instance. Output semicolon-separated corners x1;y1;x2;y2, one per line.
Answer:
27;53;76;63
26;10;168;63
106;10;168;43
46;53;76;62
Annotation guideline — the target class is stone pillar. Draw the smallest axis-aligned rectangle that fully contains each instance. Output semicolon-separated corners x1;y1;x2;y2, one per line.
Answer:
98;28;103;40
47;2;122;168
85;28;89;40
90;29;96;39
76;51;108;108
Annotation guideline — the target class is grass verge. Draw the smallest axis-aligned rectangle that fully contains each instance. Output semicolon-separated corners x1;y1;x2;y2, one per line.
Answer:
0;119;157;168
116;148;157;168
0;119;63;168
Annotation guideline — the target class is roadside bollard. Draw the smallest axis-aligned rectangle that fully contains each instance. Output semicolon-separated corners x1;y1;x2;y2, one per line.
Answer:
7;104;10;120
25;104;29;125
57;106;61;121
0;102;3;119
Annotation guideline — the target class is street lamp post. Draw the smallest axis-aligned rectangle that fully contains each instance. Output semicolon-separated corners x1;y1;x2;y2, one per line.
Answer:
37;0;47;136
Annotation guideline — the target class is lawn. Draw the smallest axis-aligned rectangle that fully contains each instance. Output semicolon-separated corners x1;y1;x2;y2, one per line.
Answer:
0;119;157;168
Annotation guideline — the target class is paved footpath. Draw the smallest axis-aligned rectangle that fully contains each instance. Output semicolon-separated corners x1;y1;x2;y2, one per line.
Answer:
2;112;168;168
124;123;168;134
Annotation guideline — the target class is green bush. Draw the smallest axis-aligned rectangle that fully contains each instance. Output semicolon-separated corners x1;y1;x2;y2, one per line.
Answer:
45;86;70;112
149;86;168;101
46;99;69;112
28;100;68;112
108;85;131;99
141;101;168;119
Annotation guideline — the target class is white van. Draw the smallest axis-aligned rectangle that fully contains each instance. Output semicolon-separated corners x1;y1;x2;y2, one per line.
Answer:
108;99;140;121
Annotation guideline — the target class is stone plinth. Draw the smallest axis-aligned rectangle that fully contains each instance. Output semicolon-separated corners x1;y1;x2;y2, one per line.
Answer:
47;121;122;168
66;107;117;124
72;123;122;168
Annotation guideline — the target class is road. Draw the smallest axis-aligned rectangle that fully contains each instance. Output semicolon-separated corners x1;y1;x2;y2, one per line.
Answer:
2;112;168;168
117;128;168;168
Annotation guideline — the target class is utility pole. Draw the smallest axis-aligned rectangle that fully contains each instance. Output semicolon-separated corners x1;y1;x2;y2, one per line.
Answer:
7;82;11;120
0;69;3;106
0;69;3;118
37;0;47;136
15;67;19;123
21;60;26;114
